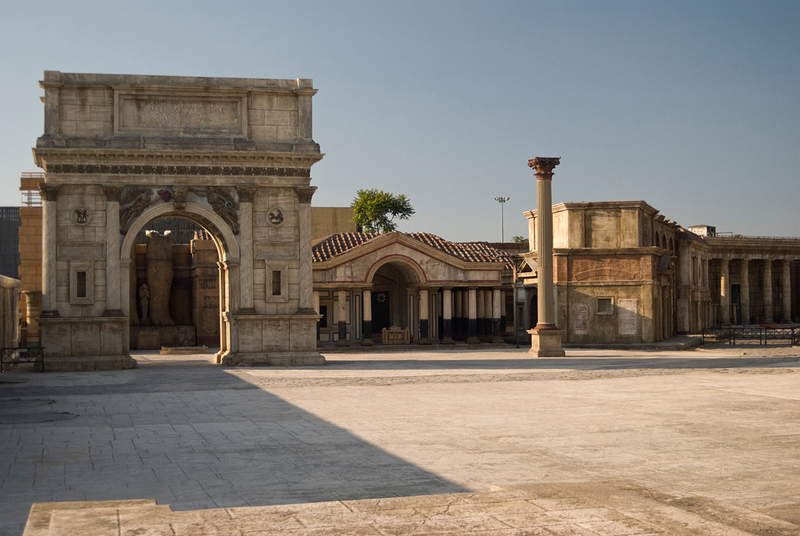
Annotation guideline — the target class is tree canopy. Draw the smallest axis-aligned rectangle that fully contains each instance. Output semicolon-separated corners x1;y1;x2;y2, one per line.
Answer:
350;189;415;234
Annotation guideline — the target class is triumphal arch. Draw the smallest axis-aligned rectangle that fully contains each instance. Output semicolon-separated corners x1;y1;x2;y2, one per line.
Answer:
32;71;325;370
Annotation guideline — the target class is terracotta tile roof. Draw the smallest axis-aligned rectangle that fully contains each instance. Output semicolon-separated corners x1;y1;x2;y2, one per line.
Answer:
312;232;514;268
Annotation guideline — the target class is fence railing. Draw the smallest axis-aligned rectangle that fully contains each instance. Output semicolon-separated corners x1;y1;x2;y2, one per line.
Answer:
702;325;800;345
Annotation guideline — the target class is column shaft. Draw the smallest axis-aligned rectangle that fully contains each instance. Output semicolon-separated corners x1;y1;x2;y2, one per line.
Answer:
764;260;773;323
467;288;479;343
442;288;454;343
295;187;316;313
418;288;430;344
362;289;374;346
536;177;556;327
741;259;750;324
40;187;59;315
238;193;255;313
492;288;503;342
104;195;122;314
783;260;792;323
336;289;349;346
720;258;730;324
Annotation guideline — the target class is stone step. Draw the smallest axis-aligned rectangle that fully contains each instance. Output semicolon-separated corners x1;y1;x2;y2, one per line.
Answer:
22;499;166;536
24;482;800;535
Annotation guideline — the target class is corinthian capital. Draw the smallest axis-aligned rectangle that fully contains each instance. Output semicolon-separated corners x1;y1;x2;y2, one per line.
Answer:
527;157;561;180
38;183;61;202
295;186;317;205
102;185;123;202
236;185;258;204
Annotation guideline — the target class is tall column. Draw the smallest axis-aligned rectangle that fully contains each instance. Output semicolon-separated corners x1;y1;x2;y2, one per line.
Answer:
528;157;565;357
442;288;454;344
362;289;374;346
476;289;485;340
418;288;431;344
102;186;123;315
492;288;503;343
783;260;792;323
39;183;60;316
741;259;750;324
453;289;462;340
763;260;773;323
719;258;730;324
216;261;228;361
483;289;493;341
336;289;349;346
467;288;480;344
295;187;317;314
237;185;258;314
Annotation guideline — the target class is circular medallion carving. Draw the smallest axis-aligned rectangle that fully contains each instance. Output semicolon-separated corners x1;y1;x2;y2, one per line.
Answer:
71;205;92;226
268;207;285;226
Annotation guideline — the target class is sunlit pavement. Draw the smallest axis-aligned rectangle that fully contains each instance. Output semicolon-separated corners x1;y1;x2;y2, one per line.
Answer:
2;344;799;535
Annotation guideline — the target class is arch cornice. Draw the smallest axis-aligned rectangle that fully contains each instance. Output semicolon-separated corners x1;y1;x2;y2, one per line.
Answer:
366;255;426;285
120;201;240;261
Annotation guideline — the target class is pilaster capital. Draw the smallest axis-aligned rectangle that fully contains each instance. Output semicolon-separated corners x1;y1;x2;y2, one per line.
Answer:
236;185;258;204
295;186;317;205
528;157;561;180
102;185;123;203
38;183;61;202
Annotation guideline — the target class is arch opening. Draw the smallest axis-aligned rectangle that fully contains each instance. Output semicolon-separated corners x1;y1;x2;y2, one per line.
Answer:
368;260;423;336
122;205;235;358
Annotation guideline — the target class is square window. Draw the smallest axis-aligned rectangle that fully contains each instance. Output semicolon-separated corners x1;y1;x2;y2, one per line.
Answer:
597;297;614;315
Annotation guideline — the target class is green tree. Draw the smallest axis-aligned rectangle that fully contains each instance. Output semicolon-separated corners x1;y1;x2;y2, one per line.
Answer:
511;235;528;244
350;189;415;233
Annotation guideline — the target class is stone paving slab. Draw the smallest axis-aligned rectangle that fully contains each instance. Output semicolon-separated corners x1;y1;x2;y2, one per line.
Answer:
23;481;800;535
2;346;800;535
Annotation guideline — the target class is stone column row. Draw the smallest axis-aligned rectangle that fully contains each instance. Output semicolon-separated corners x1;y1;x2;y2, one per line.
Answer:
718;258;794;325
314;286;507;346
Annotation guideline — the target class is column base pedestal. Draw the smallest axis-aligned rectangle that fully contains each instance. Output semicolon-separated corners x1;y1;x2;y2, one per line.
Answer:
361;339;375;346
441;337;455;345
528;328;565;357
466;337;481;344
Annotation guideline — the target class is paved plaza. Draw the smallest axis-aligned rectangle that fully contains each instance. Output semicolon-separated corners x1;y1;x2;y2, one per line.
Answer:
2;344;799;535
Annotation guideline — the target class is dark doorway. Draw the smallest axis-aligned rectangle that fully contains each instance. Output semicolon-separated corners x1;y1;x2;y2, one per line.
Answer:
372;291;391;332
528;289;538;329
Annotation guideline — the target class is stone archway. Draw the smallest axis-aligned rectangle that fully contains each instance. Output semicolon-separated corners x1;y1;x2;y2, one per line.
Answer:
33;71;325;370
120;202;238;361
367;259;424;335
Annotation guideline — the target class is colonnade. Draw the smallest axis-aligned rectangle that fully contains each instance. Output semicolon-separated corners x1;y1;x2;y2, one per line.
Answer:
717;257;794;325
314;286;507;345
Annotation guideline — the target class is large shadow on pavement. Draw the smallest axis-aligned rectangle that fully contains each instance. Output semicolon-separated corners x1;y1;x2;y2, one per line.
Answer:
0;364;466;536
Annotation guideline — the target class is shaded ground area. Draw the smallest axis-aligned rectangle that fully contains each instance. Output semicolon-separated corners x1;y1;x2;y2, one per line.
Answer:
2;345;800;535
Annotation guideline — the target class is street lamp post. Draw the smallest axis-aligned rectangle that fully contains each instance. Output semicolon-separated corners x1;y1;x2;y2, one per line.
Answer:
494;196;510;242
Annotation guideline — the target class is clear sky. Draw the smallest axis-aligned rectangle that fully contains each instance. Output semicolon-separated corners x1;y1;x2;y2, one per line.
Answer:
1;1;798;242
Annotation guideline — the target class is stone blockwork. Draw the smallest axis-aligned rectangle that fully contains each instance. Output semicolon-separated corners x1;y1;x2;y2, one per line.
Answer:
31;72;324;369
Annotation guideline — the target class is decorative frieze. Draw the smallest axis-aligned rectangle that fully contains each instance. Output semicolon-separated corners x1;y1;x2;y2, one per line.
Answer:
46;163;311;177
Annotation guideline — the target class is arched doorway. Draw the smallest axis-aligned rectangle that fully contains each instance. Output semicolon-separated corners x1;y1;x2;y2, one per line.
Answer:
367;258;423;342
121;202;239;363
126;215;222;355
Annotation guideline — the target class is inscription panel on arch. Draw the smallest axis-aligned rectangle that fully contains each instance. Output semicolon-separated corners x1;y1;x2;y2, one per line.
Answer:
116;93;245;136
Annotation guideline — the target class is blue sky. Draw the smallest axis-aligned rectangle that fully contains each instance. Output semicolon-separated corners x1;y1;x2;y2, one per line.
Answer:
1;1;798;241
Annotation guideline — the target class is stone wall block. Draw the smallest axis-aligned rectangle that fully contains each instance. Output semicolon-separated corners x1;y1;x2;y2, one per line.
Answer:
248;109;265;125
61;104;91;122
71;323;101;356
277;126;298;139
274;95;298;111
249;125;277;140
263;319;290;351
